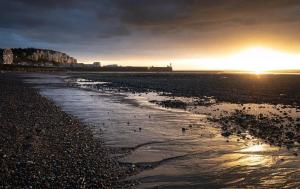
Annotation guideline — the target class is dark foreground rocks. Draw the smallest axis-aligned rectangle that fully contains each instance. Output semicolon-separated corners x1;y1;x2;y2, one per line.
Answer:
0;73;132;188
150;100;187;109
210;110;300;151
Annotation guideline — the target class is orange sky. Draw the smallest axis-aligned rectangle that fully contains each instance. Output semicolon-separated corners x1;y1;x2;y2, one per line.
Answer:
2;0;300;71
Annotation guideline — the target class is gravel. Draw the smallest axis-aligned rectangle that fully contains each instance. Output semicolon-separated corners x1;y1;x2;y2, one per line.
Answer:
0;73;134;188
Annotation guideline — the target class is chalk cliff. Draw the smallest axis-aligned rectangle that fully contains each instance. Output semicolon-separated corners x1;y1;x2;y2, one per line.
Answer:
0;48;77;65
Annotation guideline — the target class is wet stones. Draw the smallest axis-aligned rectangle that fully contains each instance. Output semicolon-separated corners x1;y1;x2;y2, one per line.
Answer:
293;152;298;156
213;109;300;150
0;74;134;188
286;132;295;140
81;73;300;106
221;131;231;137
152;100;187;109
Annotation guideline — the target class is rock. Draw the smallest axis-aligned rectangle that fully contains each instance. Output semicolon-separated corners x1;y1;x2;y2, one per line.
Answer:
221;131;231;137
286;132;295;139
293;152;298;156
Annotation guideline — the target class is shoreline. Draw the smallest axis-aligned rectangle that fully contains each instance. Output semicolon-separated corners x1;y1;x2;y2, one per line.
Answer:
69;72;300;151
2;71;300;188
0;73;133;188
68;72;300;106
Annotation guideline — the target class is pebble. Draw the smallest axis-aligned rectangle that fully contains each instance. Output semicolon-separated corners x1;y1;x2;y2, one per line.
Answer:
0;74;134;188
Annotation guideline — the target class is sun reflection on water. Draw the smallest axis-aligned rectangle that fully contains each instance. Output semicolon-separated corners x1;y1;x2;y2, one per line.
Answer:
240;144;266;153
219;144;279;167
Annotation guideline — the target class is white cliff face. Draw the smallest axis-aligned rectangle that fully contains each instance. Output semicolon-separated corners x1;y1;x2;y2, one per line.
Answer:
30;50;77;64
3;49;13;64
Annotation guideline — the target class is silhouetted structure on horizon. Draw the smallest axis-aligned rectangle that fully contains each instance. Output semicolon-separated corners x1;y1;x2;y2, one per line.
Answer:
0;48;173;72
0;49;13;65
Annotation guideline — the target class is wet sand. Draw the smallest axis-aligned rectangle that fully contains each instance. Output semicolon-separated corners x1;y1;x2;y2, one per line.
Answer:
20;72;300;188
69;72;300;106
70;72;300;149
0;73;133;188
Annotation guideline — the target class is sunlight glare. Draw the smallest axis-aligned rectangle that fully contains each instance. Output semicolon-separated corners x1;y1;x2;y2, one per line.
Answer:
229;47;299;73
240;144;265;152
180;46;300;72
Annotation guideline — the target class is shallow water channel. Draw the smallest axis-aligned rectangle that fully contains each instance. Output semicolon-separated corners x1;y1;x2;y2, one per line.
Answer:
22;73;300;188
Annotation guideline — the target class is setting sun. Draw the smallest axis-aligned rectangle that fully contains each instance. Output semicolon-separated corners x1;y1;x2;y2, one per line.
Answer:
228;47;300;72
179;47;300;72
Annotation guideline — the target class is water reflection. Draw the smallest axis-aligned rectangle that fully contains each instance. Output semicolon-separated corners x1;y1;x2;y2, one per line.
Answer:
221;153;274;167
22;73;300;189
240;144;267;152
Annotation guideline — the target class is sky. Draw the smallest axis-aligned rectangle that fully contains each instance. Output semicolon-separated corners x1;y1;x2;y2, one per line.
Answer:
1;0;300;70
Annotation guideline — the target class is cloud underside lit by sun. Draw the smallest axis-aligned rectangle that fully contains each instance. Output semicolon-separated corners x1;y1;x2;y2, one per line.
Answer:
1;0;300;70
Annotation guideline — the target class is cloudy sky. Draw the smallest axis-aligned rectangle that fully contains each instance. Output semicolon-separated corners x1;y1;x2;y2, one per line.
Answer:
1;0;300;70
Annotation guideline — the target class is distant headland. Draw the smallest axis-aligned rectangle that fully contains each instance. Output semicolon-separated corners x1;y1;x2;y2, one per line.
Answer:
0;48;172;72
0;48;77;65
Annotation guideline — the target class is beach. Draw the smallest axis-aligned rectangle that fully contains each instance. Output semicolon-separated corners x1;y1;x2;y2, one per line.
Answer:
1;72;300;188
70;72;300;147
3;0;300;188
0;73;133;188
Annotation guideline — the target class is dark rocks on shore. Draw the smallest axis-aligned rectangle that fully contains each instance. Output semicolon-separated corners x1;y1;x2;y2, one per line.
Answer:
68;73;300;151
71;73;300;106
150;100;187;109
214;109;300;149
0;73;134;188
221;131;232;137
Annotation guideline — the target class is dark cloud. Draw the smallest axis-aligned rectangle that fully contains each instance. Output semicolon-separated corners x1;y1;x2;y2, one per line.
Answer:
1;0;300;61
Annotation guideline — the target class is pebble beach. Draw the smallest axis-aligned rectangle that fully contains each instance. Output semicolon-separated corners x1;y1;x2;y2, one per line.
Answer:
0;73;133;188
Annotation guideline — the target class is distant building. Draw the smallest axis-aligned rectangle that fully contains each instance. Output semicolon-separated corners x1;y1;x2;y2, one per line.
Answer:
2;48;13;64
104;64;118;67
93;62;101;67
44;62;54;67
72;63;85;67
18;62;30;66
